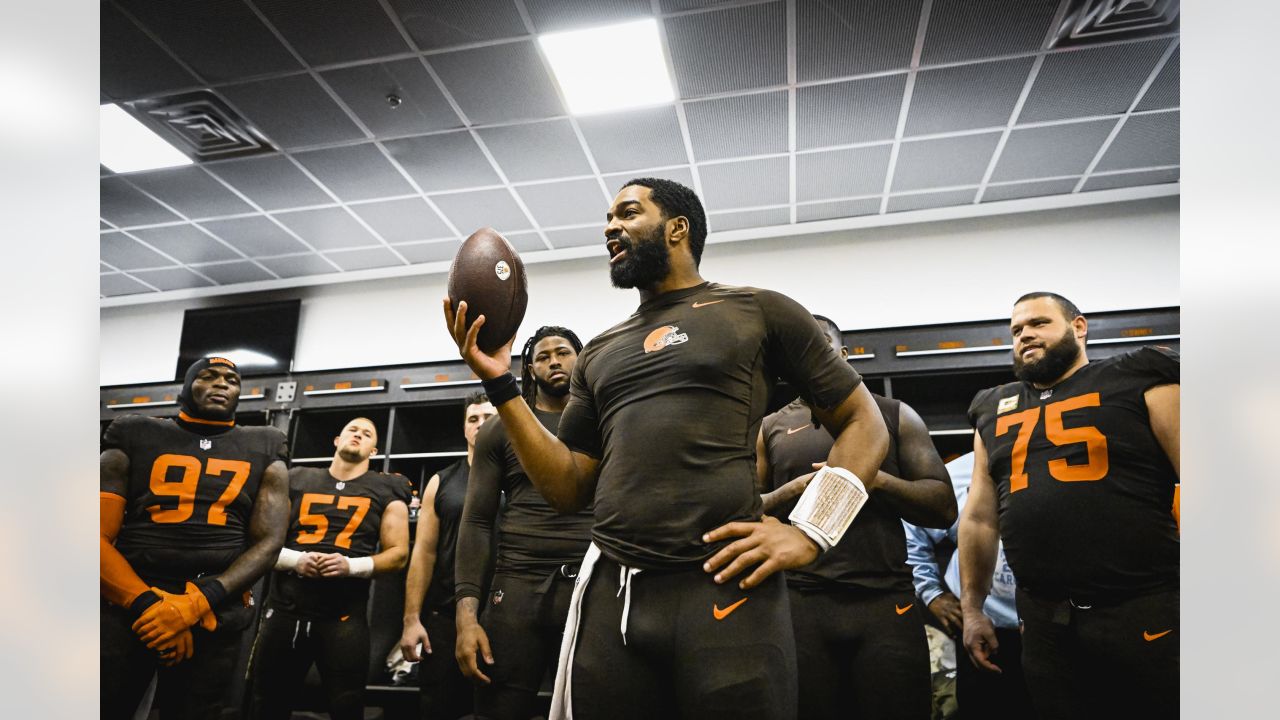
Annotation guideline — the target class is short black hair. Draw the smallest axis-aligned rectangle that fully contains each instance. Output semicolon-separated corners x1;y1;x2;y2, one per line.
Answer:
1015;292;1083;322
811;314;843;347
620;177;708;266
463;391;490;417
520;326;584;403
345;416;380;445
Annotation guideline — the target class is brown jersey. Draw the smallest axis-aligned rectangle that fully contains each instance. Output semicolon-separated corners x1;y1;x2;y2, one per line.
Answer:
968;346;1179;598
103;415;288;587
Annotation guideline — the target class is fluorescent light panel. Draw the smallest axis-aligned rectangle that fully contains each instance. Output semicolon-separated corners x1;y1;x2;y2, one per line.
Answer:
538;18;675;116
100;103;192;173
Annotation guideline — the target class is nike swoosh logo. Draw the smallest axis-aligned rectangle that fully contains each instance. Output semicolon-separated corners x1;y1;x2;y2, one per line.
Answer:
1143;629;1173;641
713;597;748;620
692;300;724;308
895;603;914;615
786;426;806;435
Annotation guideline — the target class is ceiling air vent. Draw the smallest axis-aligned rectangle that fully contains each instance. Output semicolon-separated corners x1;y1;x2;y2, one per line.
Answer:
1049;0;1179;49
123;90;276;162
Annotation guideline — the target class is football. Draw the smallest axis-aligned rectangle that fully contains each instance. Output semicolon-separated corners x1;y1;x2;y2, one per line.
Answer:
447;227;529;353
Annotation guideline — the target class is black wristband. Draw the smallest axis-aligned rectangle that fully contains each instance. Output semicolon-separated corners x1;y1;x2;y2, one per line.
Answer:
193;576;228;609
481;372;521;406
129;589;161;618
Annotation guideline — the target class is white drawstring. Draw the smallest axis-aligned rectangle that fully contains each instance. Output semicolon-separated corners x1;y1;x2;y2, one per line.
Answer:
616;565;642;645
291;620;301;648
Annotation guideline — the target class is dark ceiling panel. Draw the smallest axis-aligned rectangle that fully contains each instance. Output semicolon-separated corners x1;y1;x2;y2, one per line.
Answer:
796;0;923;81
126;167;255;219
685;91;788;161
101;2;200;100
219;74;366;150
322;59;463;138
293;144;415;202
429;41;565;125
255;0;411;66
1019;39;1170;123
921;0;1059;65
666;2;786;97
204;155;332;211
797;74;906;149
100;177;182;227
383;132;502;193
387;0;529;50
906;57;1034;136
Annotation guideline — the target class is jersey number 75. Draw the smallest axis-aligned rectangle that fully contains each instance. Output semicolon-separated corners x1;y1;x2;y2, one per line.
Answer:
995;393;1110;493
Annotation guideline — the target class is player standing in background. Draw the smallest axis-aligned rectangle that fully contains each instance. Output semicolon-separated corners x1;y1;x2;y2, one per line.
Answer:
454;326;593;719
100;356;289;719
960;292;1179;720
247;416;410;720
400;392;497;719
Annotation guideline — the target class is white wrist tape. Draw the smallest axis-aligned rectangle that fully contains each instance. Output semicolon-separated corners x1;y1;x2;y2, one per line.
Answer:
788;466;869;552
275;547;303;571
348;556;375;578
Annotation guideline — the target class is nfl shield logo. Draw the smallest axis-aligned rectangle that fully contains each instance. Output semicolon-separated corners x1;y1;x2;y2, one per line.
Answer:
493;590;504;605
199;438;212;450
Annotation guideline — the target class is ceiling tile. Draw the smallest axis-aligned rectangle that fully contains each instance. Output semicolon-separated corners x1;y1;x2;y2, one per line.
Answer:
429;41;564;124
115;0;302;83
272;208;382;251
189;260;276;284
517;179;607;228
797;198;881;223
387;0;528;50
578;106;687;173
383;131;502;192
351;198;454;243
395;239;464;264
982;178;1079;203
660;0;744;10
891;132;1001;191
797;74;906;149
130;266;215;291
797;0;923;81
293;143;415;202
501;232;550;254
685;91;787;161
101;233;175;270
906;57;1034;136
101;2;200;101
1135;46;1179;112
887;189;977;213
698;157;789;210
101;262;112;272
1095;111;1178;172
219;74;365;150
921;0;1059;65
1019;39;1170;123
198;216;310;257
545;226;604;250
477;120;593;183
796;145;893;202
101;273;154;297
325;246;404;272
707;207;791;232
666;2;786;97
322;59;463;138
258;253;340;278
129;224;242;264
204;155;331;211
991;118;1117;182
255;0;411;66
430;189;533;236
602;166;697;195
1083;168;1179;193
525;0;652;32
100;178;181;227
125;167;254;219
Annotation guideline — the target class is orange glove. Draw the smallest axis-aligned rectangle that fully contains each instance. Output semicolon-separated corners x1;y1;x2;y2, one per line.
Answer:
154;628;195;666
131;582;217;648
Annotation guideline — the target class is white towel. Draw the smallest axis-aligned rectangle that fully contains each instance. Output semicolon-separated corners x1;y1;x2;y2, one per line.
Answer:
549;541;602;720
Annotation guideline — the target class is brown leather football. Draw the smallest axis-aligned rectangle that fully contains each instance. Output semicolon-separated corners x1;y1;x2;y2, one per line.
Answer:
447;227;529;353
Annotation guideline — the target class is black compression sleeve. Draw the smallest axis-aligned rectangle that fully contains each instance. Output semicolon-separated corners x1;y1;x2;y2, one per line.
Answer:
454;421;505;601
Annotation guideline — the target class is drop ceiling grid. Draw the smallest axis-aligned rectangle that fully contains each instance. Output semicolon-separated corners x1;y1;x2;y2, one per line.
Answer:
99;0;1180;300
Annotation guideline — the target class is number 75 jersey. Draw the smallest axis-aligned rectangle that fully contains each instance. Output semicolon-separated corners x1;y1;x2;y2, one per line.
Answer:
104;416;289;583
967;346;1179;598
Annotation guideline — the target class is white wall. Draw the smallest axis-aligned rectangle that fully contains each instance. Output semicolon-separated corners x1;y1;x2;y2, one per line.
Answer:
100;196;1178;386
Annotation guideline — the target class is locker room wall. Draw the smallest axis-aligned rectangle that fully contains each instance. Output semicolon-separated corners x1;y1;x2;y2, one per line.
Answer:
100;196;1177;386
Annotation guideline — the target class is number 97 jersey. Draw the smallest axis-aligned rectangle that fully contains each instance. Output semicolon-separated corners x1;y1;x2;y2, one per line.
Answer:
103;415;289;587
967;346;1179;599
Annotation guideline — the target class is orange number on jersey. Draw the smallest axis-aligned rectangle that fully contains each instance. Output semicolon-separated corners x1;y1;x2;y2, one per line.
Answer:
995;408;1041;493
1044;393;1109;482
334;497;371;549
148;454;201;523
206;459;251;526
296;493;335;544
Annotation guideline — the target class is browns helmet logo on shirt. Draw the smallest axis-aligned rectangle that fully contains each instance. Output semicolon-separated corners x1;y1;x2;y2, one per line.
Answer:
643;325;689;354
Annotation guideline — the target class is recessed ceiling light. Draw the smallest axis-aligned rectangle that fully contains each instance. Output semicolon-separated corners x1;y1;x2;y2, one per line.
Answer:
538;18;675;116
100;103;192;173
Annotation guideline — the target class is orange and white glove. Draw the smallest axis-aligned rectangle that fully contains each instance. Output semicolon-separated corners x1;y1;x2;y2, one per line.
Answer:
131;581;217;649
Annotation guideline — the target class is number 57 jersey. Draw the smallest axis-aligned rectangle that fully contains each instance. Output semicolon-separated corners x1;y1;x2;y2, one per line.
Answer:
103;415;289;587
967;346;1179;599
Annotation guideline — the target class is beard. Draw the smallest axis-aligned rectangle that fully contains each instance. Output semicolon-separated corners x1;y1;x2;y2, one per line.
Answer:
1013;327;1082;385
337;445;367;463
535;374;570;398
609;224;671;289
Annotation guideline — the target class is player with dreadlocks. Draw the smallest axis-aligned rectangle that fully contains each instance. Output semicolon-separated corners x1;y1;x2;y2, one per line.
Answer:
452;325;593;718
